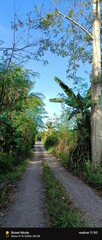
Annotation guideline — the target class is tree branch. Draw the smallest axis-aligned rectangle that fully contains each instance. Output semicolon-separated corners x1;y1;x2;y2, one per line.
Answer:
7;0;16;68
49;0;93;40
58;11;93;40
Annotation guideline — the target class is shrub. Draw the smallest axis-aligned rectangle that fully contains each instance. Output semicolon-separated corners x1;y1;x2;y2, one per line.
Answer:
81;161;102;188
0;153;24;174
44;133;58;150
0;153;15;173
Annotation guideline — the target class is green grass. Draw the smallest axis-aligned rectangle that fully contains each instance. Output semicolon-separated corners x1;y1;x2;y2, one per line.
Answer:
63;159;102;191
43;163;86;228
0;159;28;208
0;159;28;182
45;144;102;196
80;161;102;189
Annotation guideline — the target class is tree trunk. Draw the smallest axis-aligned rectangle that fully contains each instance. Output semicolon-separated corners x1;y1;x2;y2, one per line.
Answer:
91;0;102;164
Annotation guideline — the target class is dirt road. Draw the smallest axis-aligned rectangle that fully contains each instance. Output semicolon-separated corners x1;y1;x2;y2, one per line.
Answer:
1;143;48;227
39;142;102;227
1;141;102;227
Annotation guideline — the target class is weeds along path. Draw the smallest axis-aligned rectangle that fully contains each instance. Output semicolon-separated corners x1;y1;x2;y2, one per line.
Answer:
39;142;102;228
1;143;48;227
1;142;102;228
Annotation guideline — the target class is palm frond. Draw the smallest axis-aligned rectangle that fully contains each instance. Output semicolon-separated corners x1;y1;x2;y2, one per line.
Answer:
49;97;78;108
85;100;91;108
49;97;66;103
85;87;91;99
68;109;81;120
54;77;77;101
76;93;84;110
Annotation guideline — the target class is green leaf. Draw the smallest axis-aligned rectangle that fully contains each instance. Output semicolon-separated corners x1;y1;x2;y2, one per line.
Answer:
49;98;66;103
54;77;77;102
85;87;91;99
68;109;80;120
49;97;78;108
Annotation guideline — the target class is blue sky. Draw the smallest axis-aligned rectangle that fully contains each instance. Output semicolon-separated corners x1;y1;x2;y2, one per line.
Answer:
0;0;91;120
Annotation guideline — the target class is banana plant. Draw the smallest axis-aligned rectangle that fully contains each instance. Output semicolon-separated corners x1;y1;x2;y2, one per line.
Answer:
49;77;91;120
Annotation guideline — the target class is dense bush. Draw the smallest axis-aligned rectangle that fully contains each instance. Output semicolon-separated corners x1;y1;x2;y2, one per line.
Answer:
0;153;16;174
0;64;45;175
80;161;102;188
68;111;91;171
44;133;58;150
43;111;91;173
43;125;76;168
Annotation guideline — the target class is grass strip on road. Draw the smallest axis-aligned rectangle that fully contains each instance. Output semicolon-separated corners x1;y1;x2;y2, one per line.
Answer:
43;162;86;228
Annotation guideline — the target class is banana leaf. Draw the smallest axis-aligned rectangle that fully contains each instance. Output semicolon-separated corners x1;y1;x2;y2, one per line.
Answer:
54;77;77;102
49;97;78;108
68;109;81;120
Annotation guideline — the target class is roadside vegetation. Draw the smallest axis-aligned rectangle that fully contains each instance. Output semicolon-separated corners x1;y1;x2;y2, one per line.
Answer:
43;163;86;227
41;80;102;194
0;0;102;227
0;63;45;208
0;160;28;208
42;121;102;194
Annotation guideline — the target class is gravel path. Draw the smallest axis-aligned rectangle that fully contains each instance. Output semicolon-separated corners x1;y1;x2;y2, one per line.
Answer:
1;142;102;228
39;142;102;228
1;143;48;227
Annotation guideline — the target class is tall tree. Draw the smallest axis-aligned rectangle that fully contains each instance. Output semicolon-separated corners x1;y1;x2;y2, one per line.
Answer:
91;0;102;164
1;0;102;164
0;63;46;155
37;0;102;164
59;0;102;164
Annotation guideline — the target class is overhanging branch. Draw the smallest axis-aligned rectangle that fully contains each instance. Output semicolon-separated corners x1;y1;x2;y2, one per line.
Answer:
50;0;93;39
58;11;93;40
